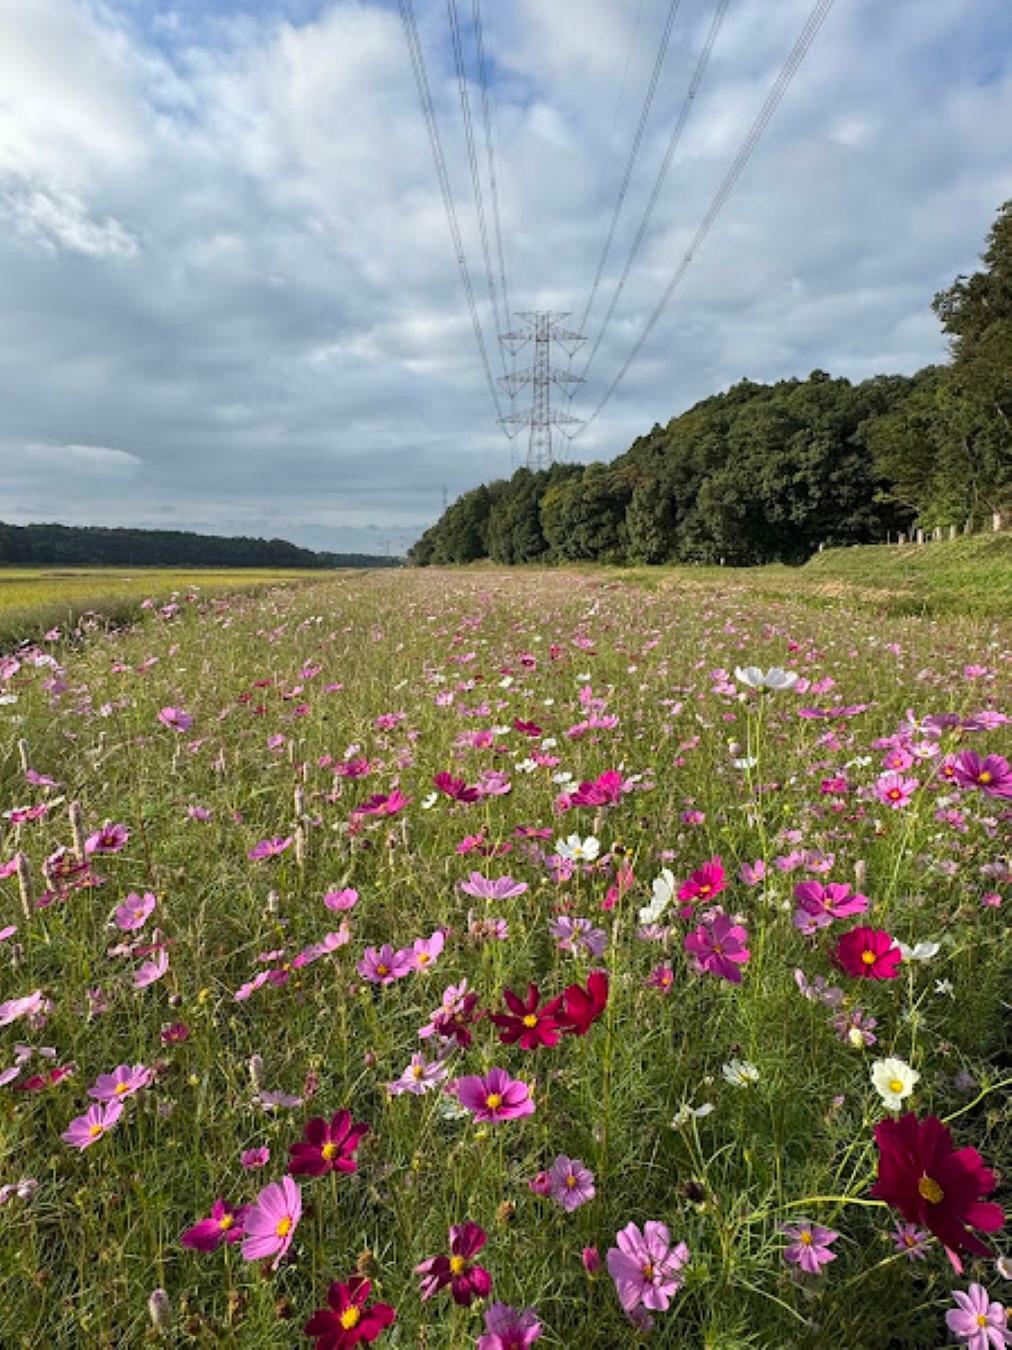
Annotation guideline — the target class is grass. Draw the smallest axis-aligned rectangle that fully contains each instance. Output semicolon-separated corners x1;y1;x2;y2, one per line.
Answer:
0;568;1008;1348
0;567;328;650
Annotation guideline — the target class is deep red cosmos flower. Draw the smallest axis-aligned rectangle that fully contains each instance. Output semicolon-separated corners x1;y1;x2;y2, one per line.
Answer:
304;1276;396;1348
287;1110;369;1178
557;970;609;1036
831;927;902;980
433;772;480;803
870;1113;1005;1272
490;984;565;1050
416;1222;492;1306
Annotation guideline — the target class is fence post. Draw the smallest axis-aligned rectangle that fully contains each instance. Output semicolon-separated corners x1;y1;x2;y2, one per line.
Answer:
994;511;1004;532
915;528;924;544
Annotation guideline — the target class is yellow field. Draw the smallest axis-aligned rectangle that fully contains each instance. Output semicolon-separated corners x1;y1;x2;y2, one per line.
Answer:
0;566;325;645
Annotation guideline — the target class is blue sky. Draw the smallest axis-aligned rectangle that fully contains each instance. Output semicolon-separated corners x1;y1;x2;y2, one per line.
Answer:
0;0;1010;553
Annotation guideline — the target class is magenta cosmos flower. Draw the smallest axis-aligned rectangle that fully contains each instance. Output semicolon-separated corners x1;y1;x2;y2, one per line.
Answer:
61;1100;123;1150
88;1063;153;1101
546;1155;596;1212
779;1219;839;1274
678;856;726;906
683;912;750;984
873;773;918;809
477;1302;543;1349
832;927;902;980
357;944;413;985
416;1221;491;1306
157;706;192;732
248;836;293;861
953;751;1012;800
793;881;868;929
181;1198;249;1252
456;1067;535;1122
84;823;129;856
287;1110;369;1177
945;1284;1011;1349
113;891;157;931
606;1221;689;1314
490;983;565;1050
304;1276;396;1348
241;1177;302;1269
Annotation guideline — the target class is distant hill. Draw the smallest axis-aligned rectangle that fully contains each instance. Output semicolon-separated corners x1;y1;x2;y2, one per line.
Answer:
0;522;400;569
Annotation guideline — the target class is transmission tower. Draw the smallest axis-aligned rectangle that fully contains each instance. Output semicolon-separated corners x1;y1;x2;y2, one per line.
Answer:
498;313;585;470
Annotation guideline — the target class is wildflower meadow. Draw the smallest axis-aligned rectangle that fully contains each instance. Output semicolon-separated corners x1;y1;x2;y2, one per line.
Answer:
0;568;1008;1348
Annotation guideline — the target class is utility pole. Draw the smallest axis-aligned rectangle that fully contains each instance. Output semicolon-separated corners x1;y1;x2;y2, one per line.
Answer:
498;312;585;470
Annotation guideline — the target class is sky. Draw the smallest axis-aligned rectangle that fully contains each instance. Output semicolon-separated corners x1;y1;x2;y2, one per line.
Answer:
1;0;1010;555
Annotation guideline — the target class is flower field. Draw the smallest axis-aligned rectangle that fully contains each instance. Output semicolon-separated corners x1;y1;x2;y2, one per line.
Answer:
0;567;1009;1348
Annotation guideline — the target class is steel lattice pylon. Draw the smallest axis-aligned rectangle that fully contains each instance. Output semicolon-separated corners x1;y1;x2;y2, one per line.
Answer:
497;312;585;470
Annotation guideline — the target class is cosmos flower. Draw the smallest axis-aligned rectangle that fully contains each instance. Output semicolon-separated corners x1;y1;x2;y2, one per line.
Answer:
677;857;726;906
157;707;193;732
386;1053;448;1097
873;773;919;809
779;1219;838;1275
84;823;129;855
734;666;799;691
554;834;600;863
357;944;413;985
684;912;750;984
180;1198;249;1252
557;970;609;1036
546;1155;596;1212
287;1111;369;1177
606;1221;689;1314
832;927;902;980
456;1068;535;1123
945;1284;1011;1349
477;1303;543;1349
871;1057;920;1110
88;1063;153;1102
416;1222;492;1305
61;1100;123;1150
304;1276;396;1348
248;836;293;861
490;984;565;1050
241;1177;302;1269
459;873;529;901
113;892;157;931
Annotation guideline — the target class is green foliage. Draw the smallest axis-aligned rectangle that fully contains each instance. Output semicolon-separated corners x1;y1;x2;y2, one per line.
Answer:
413;200;1012;565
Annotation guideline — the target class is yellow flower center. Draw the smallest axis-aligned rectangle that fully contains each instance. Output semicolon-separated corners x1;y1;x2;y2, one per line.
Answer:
861;950;877;966
218;1214;234;1231
411;1064;424;1079
417;952;430;964
485;1093;503;1110
275;1216;292;1237
449;1255;467;1275
918;1174;944;1205
888;1079;905;1095
340;1307;362;1330
800;1231;813;1245
565;1174;577;1188
114;1082;130;1095
699;884;711;895
522;1014;538;1028
888;789;901;801
977;1314;989;1328
979;771;992;784
321;1142;338;1160
376;964;389;976
88;1123;104;1138
641;1262;655;1280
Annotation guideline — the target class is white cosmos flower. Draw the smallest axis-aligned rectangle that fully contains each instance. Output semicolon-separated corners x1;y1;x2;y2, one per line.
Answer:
734;666;799;691
514;759;538;774
552;772;574;785
420;793;438;810
638;869;675;926
871;1057;920;1110
555;834;600;863
722;1058;760;1087
499;676;514;688
895;940;940;962
671;1101;716;1127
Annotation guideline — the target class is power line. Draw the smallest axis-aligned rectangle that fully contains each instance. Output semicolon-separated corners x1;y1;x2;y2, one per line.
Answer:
576;0;837;438
472;0;512;341
577;0;684;337
397;0;504;422
447;0;506;374
575;0;731;392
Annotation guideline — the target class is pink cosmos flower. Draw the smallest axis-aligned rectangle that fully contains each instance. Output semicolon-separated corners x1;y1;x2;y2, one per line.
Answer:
456;1067;535;1123
181;1198;249;1251
780;1219;839;1274
546;1155;596;1212
646;963;675;993
133;949;169;989
549;916;607;959
323;887;359;911
459;873;529;901
434;771;481;803
113;892;157;931
411;931;445;972
792;880;868;933
873;773;919;809
248;836;293;861
945;1284;1011;1349
739;859;766;886
0;991;49;1027
241;1177;302;1269
678;857;726;906
157;707;193;732
606;1221;689;1314
890;1223;931;1260
683;912;750;984
241;1147;271;1170
88;1063;153;1101
477;1303;543;1349
953;752;1012;799
84;823;129;856
357;944;413;985
386;1053;448;1097
61;1099;123;1150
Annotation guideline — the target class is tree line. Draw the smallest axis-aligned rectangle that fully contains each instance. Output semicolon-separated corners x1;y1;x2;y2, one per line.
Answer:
410;200;1011;568
0;522;400;570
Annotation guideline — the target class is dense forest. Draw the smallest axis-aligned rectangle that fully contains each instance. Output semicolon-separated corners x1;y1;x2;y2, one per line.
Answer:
410;200;1011;568
0;522;399;570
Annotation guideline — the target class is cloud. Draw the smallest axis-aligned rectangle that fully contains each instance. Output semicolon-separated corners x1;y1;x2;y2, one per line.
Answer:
0;0;1009;551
